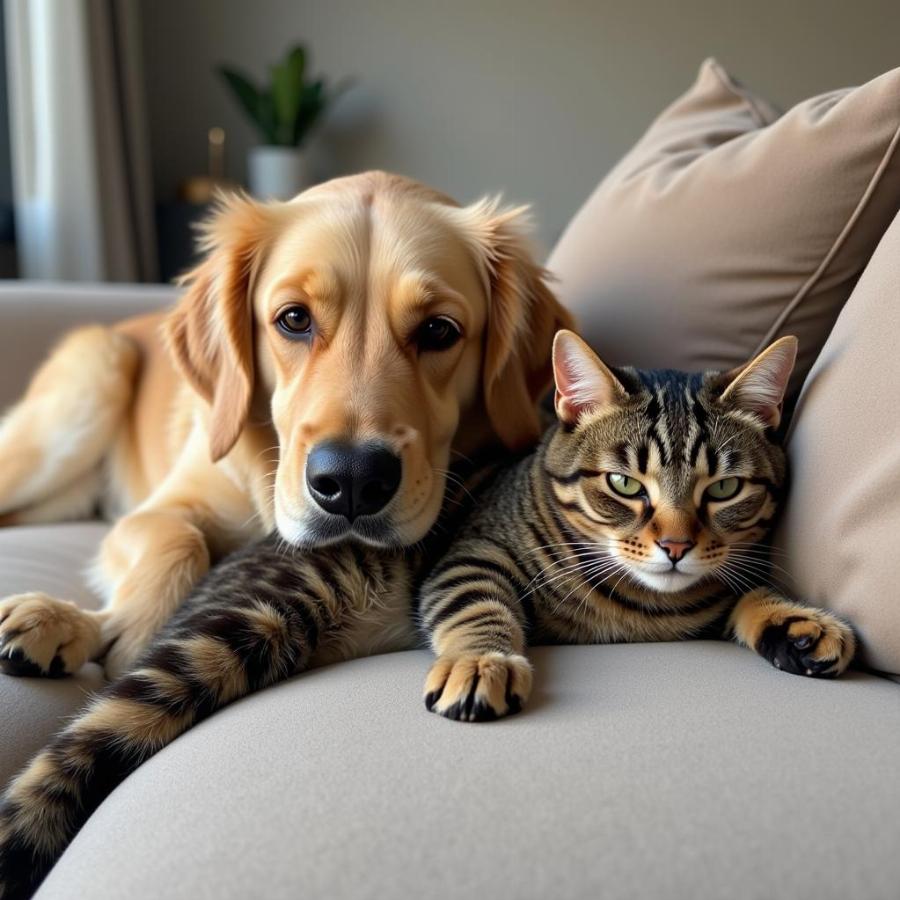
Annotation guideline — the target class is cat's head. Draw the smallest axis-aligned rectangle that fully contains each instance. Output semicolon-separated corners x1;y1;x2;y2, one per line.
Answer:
545;330;798;595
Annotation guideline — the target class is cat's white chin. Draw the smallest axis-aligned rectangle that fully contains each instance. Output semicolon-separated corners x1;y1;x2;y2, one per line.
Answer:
629;567;705;594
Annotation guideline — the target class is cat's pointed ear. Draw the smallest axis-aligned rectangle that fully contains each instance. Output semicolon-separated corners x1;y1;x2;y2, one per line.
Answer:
552;330;626;426
720;336;798;429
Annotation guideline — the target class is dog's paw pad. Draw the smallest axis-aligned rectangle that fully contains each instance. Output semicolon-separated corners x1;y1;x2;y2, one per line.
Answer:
0;593;99;677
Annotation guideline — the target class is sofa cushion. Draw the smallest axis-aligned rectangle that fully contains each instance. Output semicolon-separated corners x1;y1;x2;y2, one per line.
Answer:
547;58;900;401
0;523;107;610
0;524;107;785
36;643;900;900
774;210;900;676
0;282;176;409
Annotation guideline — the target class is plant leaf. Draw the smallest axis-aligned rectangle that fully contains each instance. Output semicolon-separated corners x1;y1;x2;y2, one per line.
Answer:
272;46;306;145
256;89;279;145
284;45;307;86
220;49;351;148
219;67;266;136
294;77;353;144
293;78;327;145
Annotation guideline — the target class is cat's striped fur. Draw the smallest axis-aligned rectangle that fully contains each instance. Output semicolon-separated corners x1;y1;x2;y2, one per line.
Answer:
0;332;856;897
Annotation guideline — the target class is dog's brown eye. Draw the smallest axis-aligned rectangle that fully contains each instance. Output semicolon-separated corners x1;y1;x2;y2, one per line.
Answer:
276;306;312;339
416;316;462;352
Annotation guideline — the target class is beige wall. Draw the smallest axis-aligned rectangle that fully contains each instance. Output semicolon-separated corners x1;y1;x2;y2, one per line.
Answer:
141;0;900;249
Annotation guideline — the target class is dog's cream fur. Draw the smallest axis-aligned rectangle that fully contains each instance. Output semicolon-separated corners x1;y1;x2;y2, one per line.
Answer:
0;172;572;677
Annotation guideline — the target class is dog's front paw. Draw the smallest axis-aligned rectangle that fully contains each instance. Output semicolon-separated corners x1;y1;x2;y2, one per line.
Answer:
424;652;532;722
756;608;856;678
0;593;100;677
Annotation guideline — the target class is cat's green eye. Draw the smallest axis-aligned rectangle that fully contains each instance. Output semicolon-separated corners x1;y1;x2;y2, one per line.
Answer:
705;477;743;501
607;473;645;498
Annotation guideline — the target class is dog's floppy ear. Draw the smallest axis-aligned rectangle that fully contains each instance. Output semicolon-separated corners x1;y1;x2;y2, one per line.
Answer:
460;199;576;450
164;193;274;462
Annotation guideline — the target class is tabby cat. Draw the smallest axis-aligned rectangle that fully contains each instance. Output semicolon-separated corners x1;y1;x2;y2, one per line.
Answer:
417;330;855;720
0;331;855;897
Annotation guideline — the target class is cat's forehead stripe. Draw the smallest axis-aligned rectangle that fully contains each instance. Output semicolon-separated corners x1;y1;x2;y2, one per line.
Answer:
634;369;712;476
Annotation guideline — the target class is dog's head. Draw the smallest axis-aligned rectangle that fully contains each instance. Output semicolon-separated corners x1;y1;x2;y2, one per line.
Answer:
166;172;572;548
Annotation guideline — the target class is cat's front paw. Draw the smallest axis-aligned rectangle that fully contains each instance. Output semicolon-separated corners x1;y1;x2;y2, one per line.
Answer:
0;593;100;677
424;652;532;722
755;608;856;678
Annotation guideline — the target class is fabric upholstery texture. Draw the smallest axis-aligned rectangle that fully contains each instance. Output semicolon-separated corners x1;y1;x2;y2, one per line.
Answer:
547;58;900;400
0;282;176;409
774;210;900;675
0;524;107;786
35;643;900;900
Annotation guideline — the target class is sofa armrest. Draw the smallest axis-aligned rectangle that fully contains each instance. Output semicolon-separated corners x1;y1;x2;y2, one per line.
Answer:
0;281;178;410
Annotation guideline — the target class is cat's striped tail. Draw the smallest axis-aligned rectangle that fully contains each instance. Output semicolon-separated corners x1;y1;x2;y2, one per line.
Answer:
0;547;330;899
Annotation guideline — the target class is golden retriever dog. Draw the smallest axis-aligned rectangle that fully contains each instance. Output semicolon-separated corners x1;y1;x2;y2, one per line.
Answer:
0;172;572;678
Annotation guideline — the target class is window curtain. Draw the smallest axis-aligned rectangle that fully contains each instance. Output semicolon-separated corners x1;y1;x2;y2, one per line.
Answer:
4;0;156;281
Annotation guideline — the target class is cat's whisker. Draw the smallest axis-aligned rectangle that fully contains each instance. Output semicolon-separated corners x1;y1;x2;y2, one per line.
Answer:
727;542;791;557
721;565;783;593
523;553;617;597
572;559;626;584
719;558;789;594
523;557;580;597
572;564;622;621
608;563;637;598
726;559;795;584
724;556;781;576
548;559;628;614
715;561;763;596
714;567;747;598
725;547;789;561
526;549;619;590
724;547;793;573
551;563;622;612
568;564;617;615
524;546;611;576
723;551;786;565
726;549;796;582
525;541;605;555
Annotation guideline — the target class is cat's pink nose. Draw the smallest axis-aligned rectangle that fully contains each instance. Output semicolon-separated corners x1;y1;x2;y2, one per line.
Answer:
657;538;695;562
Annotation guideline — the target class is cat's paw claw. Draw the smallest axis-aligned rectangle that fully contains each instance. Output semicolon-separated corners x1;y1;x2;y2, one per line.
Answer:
424;653;532;722
758;611;855;678
790;634;813;651
0;593;99;677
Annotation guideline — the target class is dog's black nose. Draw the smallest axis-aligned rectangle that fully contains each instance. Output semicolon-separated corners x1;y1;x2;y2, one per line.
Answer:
306;441;402;521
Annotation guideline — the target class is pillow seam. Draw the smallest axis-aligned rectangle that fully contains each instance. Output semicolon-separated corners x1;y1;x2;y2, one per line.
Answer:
752;120;900;356
706;59;776;128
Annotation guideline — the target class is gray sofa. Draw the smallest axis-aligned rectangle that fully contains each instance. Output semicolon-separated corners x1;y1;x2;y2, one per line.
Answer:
1;283;898;900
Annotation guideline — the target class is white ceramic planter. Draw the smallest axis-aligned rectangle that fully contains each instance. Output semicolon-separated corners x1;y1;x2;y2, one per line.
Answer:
247;146;311;200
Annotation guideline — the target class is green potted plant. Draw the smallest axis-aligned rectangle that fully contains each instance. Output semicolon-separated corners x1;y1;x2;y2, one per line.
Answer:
219;45;349;199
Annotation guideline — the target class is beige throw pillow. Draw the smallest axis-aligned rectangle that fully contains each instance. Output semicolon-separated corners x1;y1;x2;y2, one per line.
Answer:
547;58;900;401
774;209;900;676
